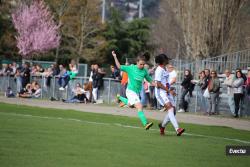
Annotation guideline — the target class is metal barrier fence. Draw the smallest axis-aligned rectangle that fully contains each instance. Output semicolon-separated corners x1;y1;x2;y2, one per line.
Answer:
0;76;249;117
171;49;250;81
0;75;120;104
21;60;88;77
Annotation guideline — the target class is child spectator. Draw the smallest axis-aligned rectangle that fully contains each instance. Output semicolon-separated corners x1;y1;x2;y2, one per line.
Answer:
5;87;15;97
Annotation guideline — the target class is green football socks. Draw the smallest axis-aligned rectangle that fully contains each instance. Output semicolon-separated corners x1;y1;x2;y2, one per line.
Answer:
119;96;128;105
138;111;148;126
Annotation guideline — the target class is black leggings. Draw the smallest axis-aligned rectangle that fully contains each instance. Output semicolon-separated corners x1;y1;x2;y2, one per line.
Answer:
234;93;243;116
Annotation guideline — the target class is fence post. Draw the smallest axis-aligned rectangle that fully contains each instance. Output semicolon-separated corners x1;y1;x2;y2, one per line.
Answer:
194;85;198;113
41;76;43;99
108;78;111;104
7;75;10;88
53;76;56;98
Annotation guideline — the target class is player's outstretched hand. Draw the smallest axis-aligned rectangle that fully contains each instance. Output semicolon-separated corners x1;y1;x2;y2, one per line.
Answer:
112;51;117;57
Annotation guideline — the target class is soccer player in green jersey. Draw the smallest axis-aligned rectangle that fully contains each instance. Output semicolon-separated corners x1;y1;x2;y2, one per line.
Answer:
112;51;155;130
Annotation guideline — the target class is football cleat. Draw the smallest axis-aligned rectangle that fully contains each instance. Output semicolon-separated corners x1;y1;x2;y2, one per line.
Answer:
176;128;185;136
158;123;165;135
145;122;153;130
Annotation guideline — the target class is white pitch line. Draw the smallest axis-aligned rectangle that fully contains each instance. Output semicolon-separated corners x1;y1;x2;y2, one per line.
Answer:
1;112;250;144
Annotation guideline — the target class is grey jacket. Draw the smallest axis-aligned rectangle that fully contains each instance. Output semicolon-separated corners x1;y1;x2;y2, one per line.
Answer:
233;78;244;94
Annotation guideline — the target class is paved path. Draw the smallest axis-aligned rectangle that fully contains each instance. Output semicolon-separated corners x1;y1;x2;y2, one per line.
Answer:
0;96;249;131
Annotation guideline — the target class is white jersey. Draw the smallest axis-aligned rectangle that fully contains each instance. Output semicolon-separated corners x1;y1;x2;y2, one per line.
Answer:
154;66;169;91
154;66;170;106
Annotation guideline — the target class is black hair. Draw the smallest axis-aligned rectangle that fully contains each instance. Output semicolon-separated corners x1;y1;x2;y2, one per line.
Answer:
142;52;150;62
155;54;169;65
235;70;243;78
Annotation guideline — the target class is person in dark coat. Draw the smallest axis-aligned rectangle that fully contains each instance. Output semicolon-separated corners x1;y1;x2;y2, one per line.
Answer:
178;69;193;112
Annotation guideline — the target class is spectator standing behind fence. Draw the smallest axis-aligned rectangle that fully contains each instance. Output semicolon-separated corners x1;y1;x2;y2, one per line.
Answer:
15;67;23;93
21;62;30;89
10;62;18;76
110;65;121;80
68;61;78;80
246;70;250;99
203;69;211;89
207;70;220;115
44;63;60;88
4;64;13;76
92;64;105;103
232;70;245;118
223;70;235;116
192;70;207;113
0;63;7;75
43;67;53;88
178;69;193;112
167;64;177;86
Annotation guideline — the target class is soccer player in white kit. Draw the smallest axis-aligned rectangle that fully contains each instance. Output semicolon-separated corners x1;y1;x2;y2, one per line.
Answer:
154;54;185;136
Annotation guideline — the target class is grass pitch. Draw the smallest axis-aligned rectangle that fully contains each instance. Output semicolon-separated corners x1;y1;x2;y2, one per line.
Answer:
0;103;249;167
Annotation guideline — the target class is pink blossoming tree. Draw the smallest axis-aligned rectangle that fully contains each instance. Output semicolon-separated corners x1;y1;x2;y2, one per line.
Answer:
12;0;60;57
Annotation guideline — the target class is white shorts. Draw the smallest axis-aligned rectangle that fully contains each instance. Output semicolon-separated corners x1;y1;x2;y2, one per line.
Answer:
155;88;170;106
126;89;140;105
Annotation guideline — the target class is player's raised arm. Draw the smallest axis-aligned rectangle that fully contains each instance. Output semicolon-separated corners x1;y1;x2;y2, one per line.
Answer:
112;51;121;69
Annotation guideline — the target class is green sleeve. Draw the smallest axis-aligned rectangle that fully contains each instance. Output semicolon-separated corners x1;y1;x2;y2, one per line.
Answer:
145;70;153;83
120;65;130;73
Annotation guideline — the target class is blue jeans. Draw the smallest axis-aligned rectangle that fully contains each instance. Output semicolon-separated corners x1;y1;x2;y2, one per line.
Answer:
140;85;147;106
227;95;235;115
208;92;219;113
58;75;70;88
197;89;207;112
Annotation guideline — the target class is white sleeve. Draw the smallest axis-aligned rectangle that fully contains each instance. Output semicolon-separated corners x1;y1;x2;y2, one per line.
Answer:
154;67;162;82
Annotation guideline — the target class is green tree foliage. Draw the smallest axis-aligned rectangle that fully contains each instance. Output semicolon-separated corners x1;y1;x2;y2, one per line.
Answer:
44;0;106;64
104;8;152;64
0;1;19;60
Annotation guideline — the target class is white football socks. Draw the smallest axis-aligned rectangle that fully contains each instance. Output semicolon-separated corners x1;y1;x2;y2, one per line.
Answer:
168;107;179;131
162;114;170;127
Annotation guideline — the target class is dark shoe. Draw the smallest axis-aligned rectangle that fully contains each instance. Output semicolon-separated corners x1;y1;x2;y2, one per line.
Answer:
50;97;56;101
158;123;165;135
145;122;153;130
234;114;239;118
177;128;185;136
61;99;66;102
